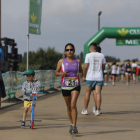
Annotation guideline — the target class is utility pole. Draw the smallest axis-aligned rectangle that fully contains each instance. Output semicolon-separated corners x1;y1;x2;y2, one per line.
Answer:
0;0;1;38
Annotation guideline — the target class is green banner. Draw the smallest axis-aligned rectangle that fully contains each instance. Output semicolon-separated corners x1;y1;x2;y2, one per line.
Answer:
29;0;42;35
116;39;140;46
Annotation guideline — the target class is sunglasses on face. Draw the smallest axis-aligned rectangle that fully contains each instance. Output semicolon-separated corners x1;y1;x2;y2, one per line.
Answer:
65;49;74;52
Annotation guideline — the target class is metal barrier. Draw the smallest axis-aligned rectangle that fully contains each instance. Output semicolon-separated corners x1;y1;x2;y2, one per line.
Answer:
2;70;61;102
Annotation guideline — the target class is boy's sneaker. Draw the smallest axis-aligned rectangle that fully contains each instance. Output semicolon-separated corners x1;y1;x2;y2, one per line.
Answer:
29;121;34;127
93;107;97;114
21;121;25;127
81;109;88;115
72;125;78;134
69;125;73;134
95;110;100;116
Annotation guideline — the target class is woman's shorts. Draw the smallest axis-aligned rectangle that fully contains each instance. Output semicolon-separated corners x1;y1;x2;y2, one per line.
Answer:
112;74;117;77
103;72;107;75
61;85;81;97
125;72;131;75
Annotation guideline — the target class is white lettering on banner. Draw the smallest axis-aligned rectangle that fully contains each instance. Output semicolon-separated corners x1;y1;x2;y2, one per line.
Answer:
129;29;140;35
29;23;39;28
125;40;132;44
133;40;138;44
125;39;139;45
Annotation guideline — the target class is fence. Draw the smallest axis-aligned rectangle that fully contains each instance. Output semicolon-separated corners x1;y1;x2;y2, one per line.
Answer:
2;70;61;101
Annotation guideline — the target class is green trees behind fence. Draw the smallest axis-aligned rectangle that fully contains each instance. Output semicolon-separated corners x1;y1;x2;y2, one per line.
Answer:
19;47;63;71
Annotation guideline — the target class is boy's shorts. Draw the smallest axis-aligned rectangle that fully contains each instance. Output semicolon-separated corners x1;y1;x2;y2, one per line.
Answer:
24;101;36;108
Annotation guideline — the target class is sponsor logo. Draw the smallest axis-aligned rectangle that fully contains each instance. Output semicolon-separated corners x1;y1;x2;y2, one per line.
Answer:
66;63;68;65
129;29;140;35
31;13;37;23
73;63;77;65
117;28;129;37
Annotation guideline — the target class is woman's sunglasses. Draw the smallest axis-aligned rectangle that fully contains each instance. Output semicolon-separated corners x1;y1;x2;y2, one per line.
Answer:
65;49;74;52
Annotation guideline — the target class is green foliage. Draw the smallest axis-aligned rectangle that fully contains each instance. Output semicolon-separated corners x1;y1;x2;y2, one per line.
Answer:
19;47;63;71
105;55;120;62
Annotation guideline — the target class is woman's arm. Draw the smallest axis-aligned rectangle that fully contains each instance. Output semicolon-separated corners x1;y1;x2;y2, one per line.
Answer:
55;59;63;77
55;59;67;77
77;59;83;78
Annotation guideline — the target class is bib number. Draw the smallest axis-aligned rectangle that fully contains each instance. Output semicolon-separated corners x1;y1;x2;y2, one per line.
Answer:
127;68;131;72
65;78;78;87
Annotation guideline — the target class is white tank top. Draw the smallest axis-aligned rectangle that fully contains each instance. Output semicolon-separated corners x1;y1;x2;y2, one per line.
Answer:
132;63;137;68
116;67;120;74
111;65;117;74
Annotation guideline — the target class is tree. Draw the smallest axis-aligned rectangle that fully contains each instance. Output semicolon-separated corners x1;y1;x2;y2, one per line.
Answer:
19;47;63;70
105;55;120;62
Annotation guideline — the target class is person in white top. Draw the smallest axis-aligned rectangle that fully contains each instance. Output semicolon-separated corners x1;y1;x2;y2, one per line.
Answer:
81;43;106;116
111;62;117;86
131;60;137;84
116;65;120;81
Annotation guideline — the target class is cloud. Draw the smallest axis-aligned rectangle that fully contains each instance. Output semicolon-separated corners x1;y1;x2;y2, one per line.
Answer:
1;0;140;61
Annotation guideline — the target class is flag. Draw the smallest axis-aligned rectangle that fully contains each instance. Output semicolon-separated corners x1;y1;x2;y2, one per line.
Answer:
29;0;42;35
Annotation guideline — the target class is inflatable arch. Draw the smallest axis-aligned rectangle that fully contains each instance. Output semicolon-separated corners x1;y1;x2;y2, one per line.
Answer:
84;27;140;60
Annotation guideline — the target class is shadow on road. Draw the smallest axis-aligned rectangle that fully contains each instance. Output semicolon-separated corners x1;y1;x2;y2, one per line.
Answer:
103;110;140;115
75;130;134;137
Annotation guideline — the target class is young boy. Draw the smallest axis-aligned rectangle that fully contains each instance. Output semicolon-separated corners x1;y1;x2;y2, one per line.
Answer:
21;69;41;127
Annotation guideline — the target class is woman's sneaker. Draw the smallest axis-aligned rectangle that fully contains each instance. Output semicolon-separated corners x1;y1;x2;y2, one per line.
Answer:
69;125;73;134
81;109;88;115
72;125;78;134
95;110;100;116
20;121;25;127
99;109;102;114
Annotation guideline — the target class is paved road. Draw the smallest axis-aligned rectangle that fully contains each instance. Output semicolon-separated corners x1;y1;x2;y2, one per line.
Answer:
0;83;140;140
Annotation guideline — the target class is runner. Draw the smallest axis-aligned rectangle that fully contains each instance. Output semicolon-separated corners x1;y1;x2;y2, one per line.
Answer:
0;44;6;107
116;65;120;81
104;62;109;86
124;60;132;86
136;64;140;82
111;62;117;86
81;43;106;116
55;43;82;134
131;60;137;84
120;63;125;83
92;46;103;115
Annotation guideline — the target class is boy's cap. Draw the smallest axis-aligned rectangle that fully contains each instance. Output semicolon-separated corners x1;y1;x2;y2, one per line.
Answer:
23;69;35;76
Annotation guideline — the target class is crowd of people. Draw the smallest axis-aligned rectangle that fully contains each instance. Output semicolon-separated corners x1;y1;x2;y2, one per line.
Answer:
103;60;140;86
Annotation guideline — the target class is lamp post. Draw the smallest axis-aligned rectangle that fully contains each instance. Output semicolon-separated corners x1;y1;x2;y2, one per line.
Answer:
98;11;102;31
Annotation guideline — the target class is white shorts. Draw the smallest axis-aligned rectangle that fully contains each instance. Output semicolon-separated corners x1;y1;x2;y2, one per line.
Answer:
125;72;131;75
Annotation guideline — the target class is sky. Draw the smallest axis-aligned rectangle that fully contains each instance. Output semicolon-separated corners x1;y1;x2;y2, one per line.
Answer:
1;0;140;61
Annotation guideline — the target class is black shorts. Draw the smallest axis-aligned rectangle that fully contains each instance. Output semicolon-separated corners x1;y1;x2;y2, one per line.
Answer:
133;72;136;74
104;72;107;75
61;85;81;97
112;74;117;77
0;79;6;98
